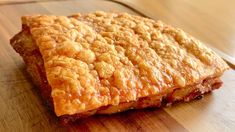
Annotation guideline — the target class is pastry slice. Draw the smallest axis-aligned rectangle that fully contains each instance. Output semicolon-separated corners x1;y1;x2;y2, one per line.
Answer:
10;11;229;124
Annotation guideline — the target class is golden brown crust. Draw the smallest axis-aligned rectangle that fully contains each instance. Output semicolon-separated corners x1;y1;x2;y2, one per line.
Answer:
59;76;222;124
10;29;223;125
12;11;229;116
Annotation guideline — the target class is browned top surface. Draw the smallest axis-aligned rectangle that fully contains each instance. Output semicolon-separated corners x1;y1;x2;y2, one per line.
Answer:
0;0;235;131
123;0;235;65
22;11;228;116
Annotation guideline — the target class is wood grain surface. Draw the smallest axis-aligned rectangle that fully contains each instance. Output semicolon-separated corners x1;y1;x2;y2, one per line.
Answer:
0;0;235;131
0;0;60;4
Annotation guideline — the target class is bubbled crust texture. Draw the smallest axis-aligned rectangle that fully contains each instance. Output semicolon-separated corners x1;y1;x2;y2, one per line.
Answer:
21;11;229;116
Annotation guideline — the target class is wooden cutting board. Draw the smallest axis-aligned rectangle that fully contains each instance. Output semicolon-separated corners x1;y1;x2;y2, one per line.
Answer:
0;0;235;131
